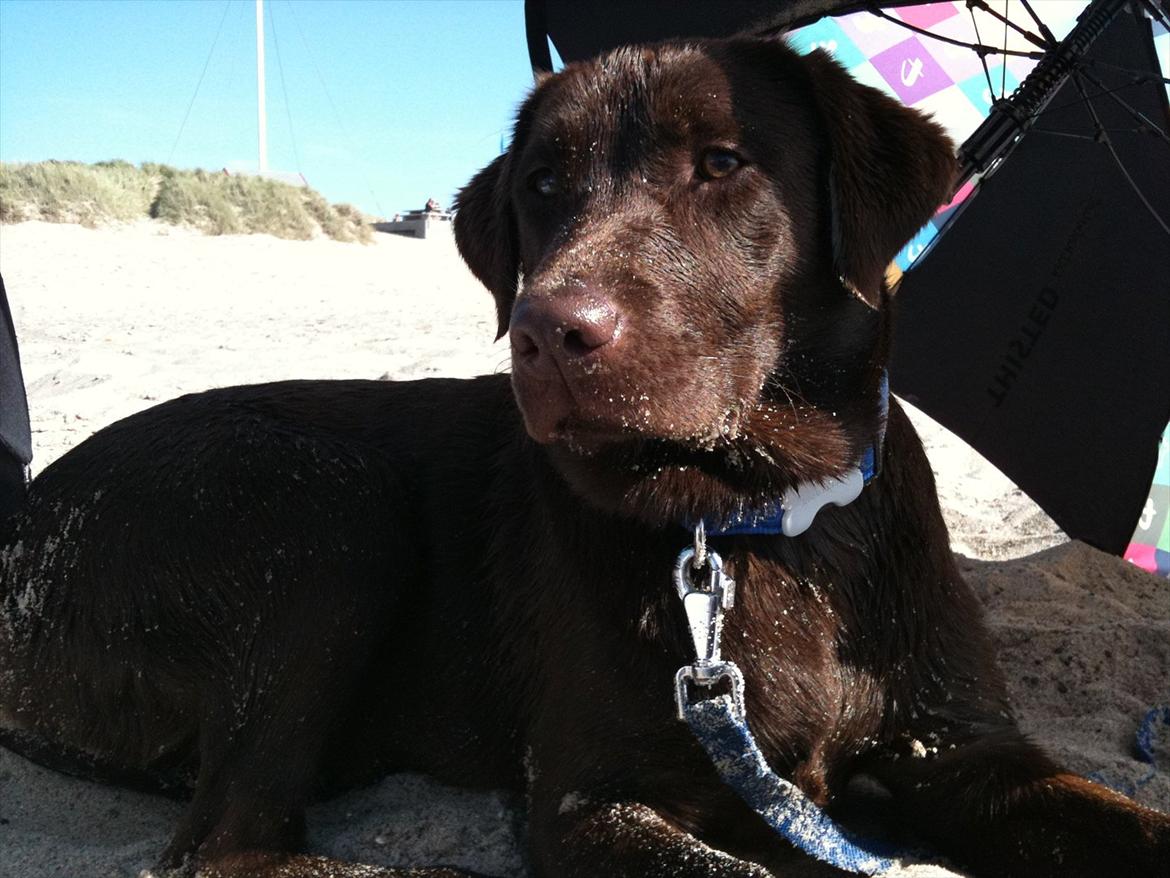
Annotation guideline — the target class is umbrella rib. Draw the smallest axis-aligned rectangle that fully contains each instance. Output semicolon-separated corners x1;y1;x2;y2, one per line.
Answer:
969;5;998;100
1018;0;1059;46
1031;128;1102;141
1002;0;1010;99
1045;78;1168;119
1072;72;1170;237
967;0;1052;51
1076;67;1170;145
1136;0;1170;32
864;4;1045;59
1081;58;1170;86
1031;127;1147;141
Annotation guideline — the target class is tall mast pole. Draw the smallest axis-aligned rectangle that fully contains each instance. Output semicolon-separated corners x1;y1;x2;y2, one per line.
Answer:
256;0;268;173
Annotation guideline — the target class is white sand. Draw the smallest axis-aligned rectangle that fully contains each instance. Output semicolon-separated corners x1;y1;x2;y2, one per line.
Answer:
0;221;1165;877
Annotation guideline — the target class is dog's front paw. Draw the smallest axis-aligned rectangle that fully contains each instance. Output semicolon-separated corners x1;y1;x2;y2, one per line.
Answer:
532;800;776;877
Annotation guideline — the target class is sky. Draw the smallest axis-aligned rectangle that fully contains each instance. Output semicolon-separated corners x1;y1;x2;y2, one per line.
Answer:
0;0;539;216
2;2;1165;220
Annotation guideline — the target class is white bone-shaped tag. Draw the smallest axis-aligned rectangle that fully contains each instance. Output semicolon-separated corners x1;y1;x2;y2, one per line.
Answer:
780;467;865;537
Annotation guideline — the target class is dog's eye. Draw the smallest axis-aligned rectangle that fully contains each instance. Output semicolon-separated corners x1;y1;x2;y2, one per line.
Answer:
528;169;559;197
697;148;743;180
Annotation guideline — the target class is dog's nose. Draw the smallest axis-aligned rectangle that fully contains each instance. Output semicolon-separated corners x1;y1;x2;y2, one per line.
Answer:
510;293;620;376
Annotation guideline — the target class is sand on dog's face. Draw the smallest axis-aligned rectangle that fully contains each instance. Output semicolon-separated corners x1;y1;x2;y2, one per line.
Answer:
1;221;1165;878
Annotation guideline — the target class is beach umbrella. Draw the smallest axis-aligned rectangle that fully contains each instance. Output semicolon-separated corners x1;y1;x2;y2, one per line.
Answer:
523;0;1170;569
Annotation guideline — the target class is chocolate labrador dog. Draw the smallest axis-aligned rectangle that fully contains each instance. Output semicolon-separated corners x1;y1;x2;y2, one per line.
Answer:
2;36;1167;878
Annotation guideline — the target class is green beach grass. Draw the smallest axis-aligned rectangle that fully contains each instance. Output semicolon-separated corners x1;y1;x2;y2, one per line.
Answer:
0;160;372;243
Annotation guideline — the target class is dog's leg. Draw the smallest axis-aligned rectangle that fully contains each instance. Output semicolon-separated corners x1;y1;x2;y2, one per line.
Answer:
527;799;777;877
193;852;481;877
157;730;307;868
156;689;328;868
155;573;395;873
869;723;1170;876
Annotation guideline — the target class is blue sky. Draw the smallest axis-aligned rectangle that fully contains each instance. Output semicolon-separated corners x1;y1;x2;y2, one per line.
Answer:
0;0;537;216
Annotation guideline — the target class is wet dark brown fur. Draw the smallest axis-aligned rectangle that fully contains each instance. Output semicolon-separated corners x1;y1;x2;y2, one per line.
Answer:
2;37;1168;878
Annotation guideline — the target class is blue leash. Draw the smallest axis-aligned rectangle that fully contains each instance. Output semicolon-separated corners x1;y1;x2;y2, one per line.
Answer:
1088;704;1169;797
1135;704;1170;766
672;546;899;875
684;694;896;874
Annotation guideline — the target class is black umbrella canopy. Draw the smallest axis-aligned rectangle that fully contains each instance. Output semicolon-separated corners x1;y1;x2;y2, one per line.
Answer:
525;0;928;70
892;6;1170;554
524;0;1170;554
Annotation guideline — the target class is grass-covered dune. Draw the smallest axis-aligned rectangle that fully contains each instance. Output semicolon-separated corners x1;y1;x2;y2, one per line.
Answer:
0;160;372;243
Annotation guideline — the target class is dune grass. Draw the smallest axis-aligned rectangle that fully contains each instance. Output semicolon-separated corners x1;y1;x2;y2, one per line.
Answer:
0;160;372;243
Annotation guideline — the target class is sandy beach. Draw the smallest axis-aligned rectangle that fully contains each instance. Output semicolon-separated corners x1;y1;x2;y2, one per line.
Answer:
0;221;1165;877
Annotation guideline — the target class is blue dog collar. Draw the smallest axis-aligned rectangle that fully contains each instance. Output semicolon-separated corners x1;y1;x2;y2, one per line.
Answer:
698;373;888;538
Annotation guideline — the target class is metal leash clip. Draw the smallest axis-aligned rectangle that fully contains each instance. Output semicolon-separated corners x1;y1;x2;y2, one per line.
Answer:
672;540;745;721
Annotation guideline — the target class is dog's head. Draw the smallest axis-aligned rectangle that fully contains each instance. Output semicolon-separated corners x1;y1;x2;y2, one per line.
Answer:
455;38;955;525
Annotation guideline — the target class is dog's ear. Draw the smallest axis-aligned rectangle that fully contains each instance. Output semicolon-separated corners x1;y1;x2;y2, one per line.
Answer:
454;153;520;340
801;49;957;307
